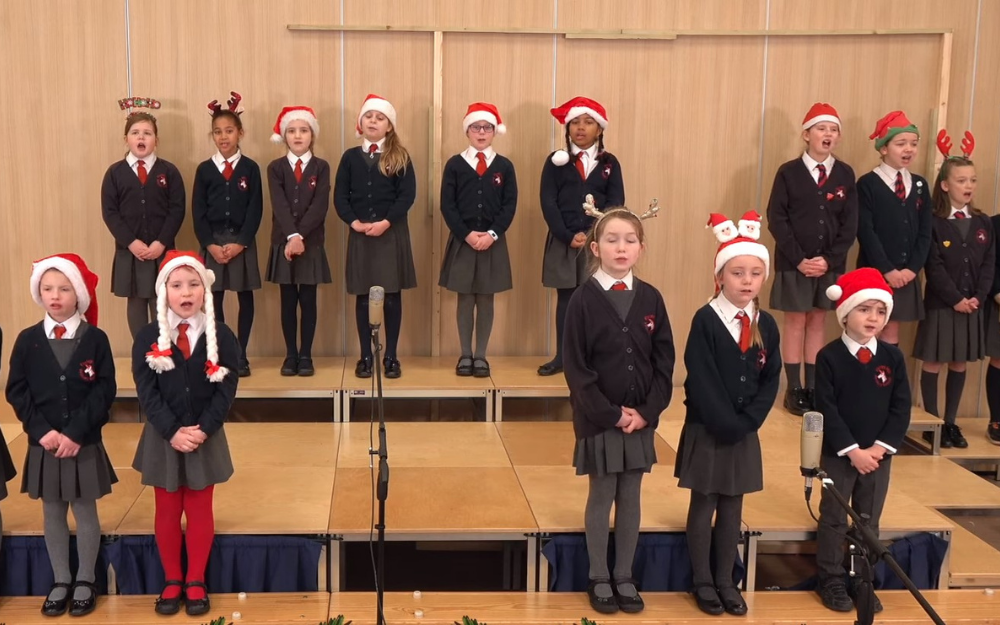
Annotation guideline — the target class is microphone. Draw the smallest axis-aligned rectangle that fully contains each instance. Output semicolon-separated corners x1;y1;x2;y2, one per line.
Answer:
800;410;824;501
369;286;385;329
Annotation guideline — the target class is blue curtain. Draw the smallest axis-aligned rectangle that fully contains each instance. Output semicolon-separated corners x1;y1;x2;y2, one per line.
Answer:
104;535;324;594
541;533;745;592
0;536;112;596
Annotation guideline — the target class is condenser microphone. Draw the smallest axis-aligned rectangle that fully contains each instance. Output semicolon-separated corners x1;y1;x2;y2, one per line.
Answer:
801;410;824;500
369;286;385;329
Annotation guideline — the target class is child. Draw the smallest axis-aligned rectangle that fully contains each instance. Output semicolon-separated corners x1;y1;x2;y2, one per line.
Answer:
815;268;911;613
193;92;263;378
913;133;993;449
334;94;417;379
678;212;779;616
767;103;858;415
266;106;332;377
5;254;117;617
564;206;674;615
132;251;239;616
539;96;625;377
856;111;930;345
986;209;1000;445
439;102;518;377
101;97;186;339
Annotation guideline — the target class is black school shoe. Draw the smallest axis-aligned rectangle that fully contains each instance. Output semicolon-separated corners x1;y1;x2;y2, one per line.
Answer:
384;357;402;379
612;578;644;613
68;580;98;617
183;581;211;617
692;584;725;615
946;422;969;448
537;359;563;376
817;578;854;612
586;579;619;614
238;358;251;377
280;356;298;376
783;388;810;416
456;356;474;377
717;586;747;616
41;582;71;616
154;580;184;615
355;358;372;378
298;357;315;377
472;358;491;378
988;421;1000;446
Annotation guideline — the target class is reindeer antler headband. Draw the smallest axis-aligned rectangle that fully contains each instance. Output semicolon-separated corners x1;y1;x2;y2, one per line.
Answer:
582;194;660;223
936;128;975;160
207;91;244;116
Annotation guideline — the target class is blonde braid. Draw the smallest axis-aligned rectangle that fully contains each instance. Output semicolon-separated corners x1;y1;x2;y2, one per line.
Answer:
145;285;176;373
201;271;229;382
751;296;764;349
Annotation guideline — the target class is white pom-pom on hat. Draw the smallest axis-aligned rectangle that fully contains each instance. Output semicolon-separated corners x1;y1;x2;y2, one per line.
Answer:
827;268;894;329
826;284;843;301
551;150;570;166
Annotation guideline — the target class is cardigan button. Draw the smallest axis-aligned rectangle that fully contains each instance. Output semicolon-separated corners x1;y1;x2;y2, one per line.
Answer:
738;397;744;404
630;385;635;391
741;355;746;361
60;375;66;381
622;327;628;332
626;348;632;354
628;365;634;371
740;375;746;382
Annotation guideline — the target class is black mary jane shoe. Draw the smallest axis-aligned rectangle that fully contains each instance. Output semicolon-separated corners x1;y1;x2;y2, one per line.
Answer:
384;357;402;379
472;358;491;378
718;586;748;616
68;580;98;617
612;578;644;614
41;582;72;616
238;358;251;377
355;358;372;379
537;360;563;377
456;356;474;377
154;580;184;616
586;578;619;614
183;581;211;617
297;357;315;377
693;583;725;616
280;356;299;376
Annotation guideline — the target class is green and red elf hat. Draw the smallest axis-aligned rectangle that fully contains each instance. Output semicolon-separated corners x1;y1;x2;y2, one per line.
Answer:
869;111;919;151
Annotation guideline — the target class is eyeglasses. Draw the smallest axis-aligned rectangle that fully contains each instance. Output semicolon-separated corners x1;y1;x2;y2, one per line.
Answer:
468;124;495;134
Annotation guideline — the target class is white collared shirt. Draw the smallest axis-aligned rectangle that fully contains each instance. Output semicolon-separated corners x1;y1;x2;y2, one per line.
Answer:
126;152;157;179
949;205;970;219
710;294;755;344
874;162;912;198
362;138;386;155
167;309;206;352
212;150;241;173
286;150;312;170
44;312;83;339
571;143;599;177
837;332;896;456
461;145;496;171
593;268;634;291
802;152;836;185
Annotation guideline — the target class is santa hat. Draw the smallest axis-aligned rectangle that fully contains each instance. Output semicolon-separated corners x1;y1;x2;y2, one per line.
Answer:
270;106;320;144
30;254;99;327
145;251;229;382
826;267;894;328
355;94;397;138
463;102;506;135
550;96;608;166
802;102;841;131
711;212;770;280
869;111;919;151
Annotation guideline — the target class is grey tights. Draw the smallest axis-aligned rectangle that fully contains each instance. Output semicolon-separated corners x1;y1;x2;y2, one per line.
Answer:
43;499;101;601
585;471;643;597
457;293;495;359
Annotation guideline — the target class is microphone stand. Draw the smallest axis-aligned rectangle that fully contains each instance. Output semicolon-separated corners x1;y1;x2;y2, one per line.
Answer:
816;470;946;625
370;324;389;625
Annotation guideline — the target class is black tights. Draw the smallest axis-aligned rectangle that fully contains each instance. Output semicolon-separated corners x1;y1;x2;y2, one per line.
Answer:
212;291;255;359
686;491;744;589
279;284;317;359
356;292;402;361
552;287;576;365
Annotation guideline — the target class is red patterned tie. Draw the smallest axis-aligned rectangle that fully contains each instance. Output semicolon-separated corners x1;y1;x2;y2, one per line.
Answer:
137;160;148;185
894;172;905;200
610;281;628;291
368;144;378;158
294;159;303;184
857;346;872;364
176;322;191;360
223;159;234;181
575;154;587;180
816;163;827;187
476;152;487;176
53;325;66;339
737;311;751;353
955;211;966;219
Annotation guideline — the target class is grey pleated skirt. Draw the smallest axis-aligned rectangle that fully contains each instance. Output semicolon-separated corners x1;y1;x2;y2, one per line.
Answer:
573;428;656;477
438;233;513;294
913;307;985;363
542;232;590;289
202;232;262;292
674;423;763;496
888;278;925;322
769;270;839;312
0;432;16;500
132;422;234;492
345;222;418;295
265;240;332;286
111;249;163;298
986;298;1000;360
21;443;117;502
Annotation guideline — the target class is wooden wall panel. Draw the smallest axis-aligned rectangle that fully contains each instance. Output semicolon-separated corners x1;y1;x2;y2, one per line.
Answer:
341;0;553;29
128;0;344;357
556;0;766;30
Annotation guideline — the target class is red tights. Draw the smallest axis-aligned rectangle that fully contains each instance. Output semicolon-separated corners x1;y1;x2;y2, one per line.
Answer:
154;485;214;600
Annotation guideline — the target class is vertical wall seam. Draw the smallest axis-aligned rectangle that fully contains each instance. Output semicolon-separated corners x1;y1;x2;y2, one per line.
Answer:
124;0;133;95
969;0;982;127
340;0;347;353
754;0;771;210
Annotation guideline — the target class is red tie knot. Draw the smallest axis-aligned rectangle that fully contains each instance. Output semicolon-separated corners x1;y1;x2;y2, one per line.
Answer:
54;325;66;339
610;281;628;291
857;346;872;364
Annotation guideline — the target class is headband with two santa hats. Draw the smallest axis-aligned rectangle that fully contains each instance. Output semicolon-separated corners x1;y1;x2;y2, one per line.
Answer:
145;251;229;382
826;268;894;328
549;96;608;166
707;211;770;286
30;254;100;327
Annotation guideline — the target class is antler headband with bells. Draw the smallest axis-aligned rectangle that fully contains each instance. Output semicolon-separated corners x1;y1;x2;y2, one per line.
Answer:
582;194;660;222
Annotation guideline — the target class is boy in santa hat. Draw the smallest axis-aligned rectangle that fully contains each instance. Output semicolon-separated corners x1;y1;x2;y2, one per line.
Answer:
131;251;239;616
438;102;518;378
814;268;911;614
6;254;117;617
538;96;625;376
767;103;858;417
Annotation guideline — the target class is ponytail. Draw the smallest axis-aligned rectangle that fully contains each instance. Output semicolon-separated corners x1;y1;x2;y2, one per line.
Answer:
751;296;764;349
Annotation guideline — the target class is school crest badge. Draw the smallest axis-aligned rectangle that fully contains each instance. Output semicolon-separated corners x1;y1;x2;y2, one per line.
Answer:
238;176;248;191
757;349;767;370
492;173;503;187
874;365;892;388
309;175;317;189
644;314;655;334
79;360;96;382
156;174;168;188
602;164;612;180
977;229;988;244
